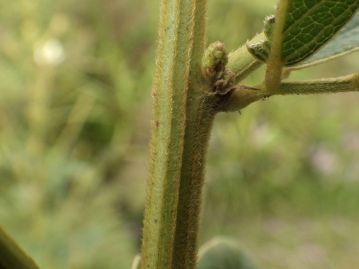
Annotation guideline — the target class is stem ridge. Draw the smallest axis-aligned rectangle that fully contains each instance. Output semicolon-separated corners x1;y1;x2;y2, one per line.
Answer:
141;1;210;269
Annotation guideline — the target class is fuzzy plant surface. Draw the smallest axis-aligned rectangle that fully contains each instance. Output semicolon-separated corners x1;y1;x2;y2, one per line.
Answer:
139;0;359;269
2;0;359;268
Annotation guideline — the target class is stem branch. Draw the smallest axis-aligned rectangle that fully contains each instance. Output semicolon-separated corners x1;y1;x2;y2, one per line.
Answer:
226;38;263;83
221;73;359;112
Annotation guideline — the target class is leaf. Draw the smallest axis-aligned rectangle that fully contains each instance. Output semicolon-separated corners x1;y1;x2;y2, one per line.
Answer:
248;0;359;66
294;11;359;68
197;238;257;269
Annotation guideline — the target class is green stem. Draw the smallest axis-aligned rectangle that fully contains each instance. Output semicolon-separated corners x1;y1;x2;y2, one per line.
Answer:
265;0;288;92
274;74;359;95
0;226;40;269
226;35;263;83
140;0;215;269
221;73;359;112
172;99;215;269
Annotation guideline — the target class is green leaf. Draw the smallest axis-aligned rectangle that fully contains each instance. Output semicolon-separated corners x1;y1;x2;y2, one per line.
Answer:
248;0;359;66
197;238;257;269
294;11;359;68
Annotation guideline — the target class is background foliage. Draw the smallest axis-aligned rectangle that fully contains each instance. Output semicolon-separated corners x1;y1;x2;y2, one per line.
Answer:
0;0;359;268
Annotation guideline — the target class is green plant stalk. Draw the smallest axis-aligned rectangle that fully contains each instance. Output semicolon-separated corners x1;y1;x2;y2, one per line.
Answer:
222;73;359;112
227;42;263;83
265;0;288;92
275;73;359;95
0;226;40;269
140;0;215;269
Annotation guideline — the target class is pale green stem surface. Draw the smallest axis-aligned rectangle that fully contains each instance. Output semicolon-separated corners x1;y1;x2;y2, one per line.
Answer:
0;226;40;269
140;0;215;269
265;0;288;92
227;40;263;82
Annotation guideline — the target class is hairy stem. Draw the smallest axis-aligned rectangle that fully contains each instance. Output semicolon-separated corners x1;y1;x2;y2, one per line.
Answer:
140;1;214;269
0;226;40;269
275;73;359;95
221;73;359;112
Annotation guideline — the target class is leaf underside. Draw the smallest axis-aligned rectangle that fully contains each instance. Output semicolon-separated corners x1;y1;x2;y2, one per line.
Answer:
248;0;359;66
295;10;359;68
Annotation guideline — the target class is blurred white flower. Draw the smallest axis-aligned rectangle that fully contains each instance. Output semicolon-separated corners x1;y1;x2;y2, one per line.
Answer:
251;121;276;148
33;38;65;66
311;146;338;176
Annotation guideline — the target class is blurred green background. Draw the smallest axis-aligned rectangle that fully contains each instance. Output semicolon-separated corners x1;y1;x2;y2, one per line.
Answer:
0;0;359;268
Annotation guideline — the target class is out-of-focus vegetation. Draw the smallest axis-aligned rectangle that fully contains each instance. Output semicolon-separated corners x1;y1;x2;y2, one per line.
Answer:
0;0;358;268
